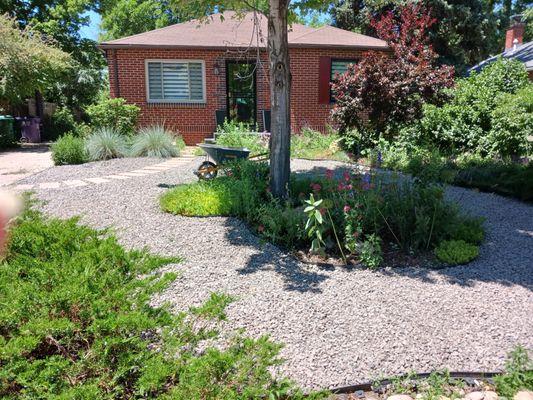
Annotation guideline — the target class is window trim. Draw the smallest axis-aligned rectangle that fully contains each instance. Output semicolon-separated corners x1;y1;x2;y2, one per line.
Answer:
145;59;207;104
329;58;358;103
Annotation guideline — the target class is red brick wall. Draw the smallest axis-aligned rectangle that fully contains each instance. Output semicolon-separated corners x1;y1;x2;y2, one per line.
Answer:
105;47;371;144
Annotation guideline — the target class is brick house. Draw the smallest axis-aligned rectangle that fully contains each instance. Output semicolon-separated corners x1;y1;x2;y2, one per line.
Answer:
100;11;388;144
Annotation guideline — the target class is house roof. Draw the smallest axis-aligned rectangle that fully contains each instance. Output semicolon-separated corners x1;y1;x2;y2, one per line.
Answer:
469;41;533;73
99;11;388;50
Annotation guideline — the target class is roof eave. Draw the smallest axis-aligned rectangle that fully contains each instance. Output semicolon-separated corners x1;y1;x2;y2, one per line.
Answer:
99;43;390;51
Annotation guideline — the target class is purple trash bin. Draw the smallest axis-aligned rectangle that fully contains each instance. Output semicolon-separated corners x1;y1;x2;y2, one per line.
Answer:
20;117;41;143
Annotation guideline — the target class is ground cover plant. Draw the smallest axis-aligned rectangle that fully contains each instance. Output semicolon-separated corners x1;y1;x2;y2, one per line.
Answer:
367;143;533;202
0;206;325;399
161;160;483;269
371;347;532;400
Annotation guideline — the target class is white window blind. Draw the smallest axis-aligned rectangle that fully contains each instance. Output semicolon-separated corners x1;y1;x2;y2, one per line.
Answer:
330;59;358;81
147;61;205;103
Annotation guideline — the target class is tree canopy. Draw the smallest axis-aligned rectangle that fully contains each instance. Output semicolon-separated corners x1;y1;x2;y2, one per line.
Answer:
0;14;72;106
0;0;106;109
330;0;531;75
99;0;197;41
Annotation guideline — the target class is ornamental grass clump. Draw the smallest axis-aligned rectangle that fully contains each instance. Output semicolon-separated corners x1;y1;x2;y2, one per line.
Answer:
130;125;181;158
85;126;128;161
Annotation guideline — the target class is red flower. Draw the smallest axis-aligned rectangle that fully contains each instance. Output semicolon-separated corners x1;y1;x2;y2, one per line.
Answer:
325;169;334;180
311;183;322;192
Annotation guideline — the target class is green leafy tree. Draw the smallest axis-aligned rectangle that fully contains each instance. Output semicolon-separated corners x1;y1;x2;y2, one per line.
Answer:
0;14;72;106
99;0;196;40
1;0;106;109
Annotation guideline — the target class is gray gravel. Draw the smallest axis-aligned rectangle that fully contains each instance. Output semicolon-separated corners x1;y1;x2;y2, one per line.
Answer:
22;157;533;390
19;157;164;183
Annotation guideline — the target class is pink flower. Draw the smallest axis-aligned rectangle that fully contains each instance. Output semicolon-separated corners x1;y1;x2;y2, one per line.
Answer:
311;183;322;192
257;225;265;233
343;171;351;182
343;205;351;213
325;169;334;179
346;184;353;190
338;183;345;191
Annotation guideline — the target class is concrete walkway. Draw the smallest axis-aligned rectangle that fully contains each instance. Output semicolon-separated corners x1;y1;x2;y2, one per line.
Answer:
0;144;53;186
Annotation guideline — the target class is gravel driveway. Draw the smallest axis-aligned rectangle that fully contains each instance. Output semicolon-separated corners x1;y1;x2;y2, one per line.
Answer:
16;157;533;390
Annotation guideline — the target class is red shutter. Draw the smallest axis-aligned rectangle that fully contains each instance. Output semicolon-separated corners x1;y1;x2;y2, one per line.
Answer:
318;56;331;104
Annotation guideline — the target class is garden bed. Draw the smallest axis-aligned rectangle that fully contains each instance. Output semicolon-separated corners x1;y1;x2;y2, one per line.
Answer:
160;159;484;270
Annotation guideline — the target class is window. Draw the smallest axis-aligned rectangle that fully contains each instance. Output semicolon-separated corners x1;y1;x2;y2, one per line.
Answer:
330;59;358;102
146;60;205;103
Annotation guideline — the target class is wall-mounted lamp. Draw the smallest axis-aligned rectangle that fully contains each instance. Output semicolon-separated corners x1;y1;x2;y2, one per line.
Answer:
213;61;221;75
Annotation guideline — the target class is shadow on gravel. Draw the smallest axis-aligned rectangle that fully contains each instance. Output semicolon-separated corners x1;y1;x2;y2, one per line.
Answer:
223;218;330;293
221;162;533;292
376;262;533;290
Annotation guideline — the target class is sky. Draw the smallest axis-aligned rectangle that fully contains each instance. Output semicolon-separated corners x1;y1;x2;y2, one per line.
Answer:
79;11;101;40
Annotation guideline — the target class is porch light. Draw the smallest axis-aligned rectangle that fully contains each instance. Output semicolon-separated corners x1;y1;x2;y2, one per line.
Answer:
213;61;221;75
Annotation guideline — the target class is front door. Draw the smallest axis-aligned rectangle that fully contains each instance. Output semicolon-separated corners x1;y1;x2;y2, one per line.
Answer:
226;61;256;125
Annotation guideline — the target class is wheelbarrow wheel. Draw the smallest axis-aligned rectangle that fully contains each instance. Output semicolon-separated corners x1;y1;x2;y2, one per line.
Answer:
196;161;218;180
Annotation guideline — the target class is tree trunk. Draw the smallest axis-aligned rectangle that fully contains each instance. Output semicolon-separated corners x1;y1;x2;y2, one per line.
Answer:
268;0;291;199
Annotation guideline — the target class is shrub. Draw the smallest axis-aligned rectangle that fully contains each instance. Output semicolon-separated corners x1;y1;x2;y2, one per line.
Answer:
0;117;16;149
130;125;180;158
435;240;479;265
85;127;128;161
375;143;533;202
331;3;453;139
487;85;533;157
359;234;383;269
451;218;485;245
291;127;347;160
0;208;320;399
215;119;266;155
344;180;461;254
257;201;306;249
412;59;530;156
175;135;186;152
46;107;77;140
50;133;88;165
85;97;140;136
453;161;533;202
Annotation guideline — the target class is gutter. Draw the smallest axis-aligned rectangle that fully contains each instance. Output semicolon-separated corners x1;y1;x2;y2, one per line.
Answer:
97;43;390;51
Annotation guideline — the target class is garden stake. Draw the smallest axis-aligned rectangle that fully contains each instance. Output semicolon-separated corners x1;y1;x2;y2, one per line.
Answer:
326;208;347;264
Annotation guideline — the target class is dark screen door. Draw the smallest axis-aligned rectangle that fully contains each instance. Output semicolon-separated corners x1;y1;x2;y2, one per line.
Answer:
226;61;256;125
